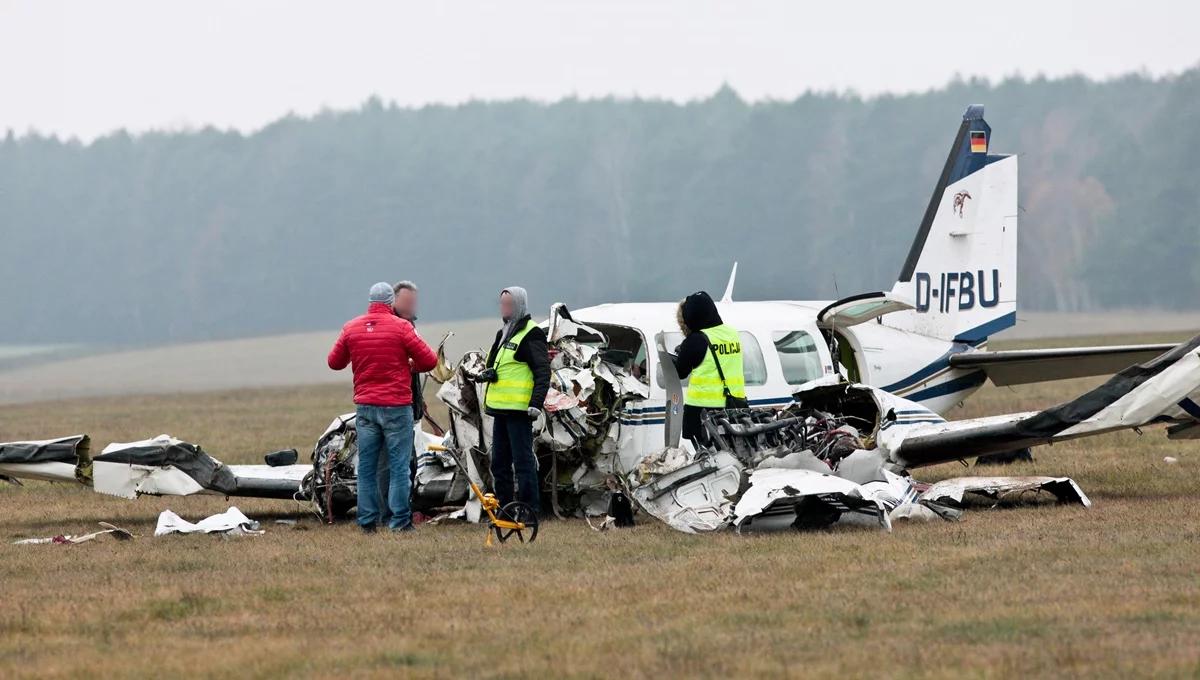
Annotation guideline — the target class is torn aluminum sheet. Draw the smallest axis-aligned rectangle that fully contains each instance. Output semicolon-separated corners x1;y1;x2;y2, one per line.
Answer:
435;303;652;521
548;302;607;344
154;507;263;536
226;464;311;498
300;410;474;522
436;351;492;455
428;331;458;384
732;468;892;533
91;434;310;501
93;435;237;499
0;434;91;484
627;448;742;533
303;414;361;521
13;522;134;545
634;395;1091;533
920;476;1092;509
413;427;472;509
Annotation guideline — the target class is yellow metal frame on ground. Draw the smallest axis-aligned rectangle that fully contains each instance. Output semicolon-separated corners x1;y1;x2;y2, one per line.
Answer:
428;443;530;546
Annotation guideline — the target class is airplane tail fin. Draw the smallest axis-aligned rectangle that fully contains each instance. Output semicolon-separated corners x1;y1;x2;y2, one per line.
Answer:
889;105;1018;344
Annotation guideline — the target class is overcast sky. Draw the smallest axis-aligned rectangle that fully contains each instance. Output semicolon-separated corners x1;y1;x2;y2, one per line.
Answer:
2;0;1197;141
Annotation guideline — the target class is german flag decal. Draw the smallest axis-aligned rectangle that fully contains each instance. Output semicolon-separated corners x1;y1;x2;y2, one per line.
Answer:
970;130;987;153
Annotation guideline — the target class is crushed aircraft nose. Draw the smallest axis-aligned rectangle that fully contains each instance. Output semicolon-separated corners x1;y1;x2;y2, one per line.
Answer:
432;302;652;521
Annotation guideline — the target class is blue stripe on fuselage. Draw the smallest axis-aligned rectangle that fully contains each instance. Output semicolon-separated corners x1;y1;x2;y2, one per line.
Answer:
903;371;987;402
953;311;1016;343
1178;398;1200;419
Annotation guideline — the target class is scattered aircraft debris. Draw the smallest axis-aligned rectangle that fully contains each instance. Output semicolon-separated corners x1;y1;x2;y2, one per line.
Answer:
12;522;134;545
433;303;651;520
154;507;263;536
2;330;1197;537
3;329;1199;537
920;476;1091;509
90;434;308;501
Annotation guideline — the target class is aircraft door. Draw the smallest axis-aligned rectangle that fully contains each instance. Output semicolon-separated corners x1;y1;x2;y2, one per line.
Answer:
655;332;683;448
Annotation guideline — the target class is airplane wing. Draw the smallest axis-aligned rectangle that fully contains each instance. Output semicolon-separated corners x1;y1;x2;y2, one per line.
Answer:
0;433;311;501
896;335;1200;467
0;435;91;484
948;342;1178;386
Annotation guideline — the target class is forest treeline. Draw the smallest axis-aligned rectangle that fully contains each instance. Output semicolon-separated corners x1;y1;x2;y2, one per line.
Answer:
3;69;1197;344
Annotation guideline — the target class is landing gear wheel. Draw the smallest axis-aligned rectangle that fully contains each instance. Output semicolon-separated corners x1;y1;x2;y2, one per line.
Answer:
494;501;539;543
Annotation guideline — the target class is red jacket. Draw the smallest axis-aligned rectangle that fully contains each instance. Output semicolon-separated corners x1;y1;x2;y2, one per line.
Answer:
328;302;437;407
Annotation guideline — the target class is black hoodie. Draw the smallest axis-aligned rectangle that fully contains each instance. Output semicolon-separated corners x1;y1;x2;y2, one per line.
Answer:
673;291;724;380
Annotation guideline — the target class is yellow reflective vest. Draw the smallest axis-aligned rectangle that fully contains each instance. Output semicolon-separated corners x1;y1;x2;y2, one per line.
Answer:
484;319;536;411
685;324;746;407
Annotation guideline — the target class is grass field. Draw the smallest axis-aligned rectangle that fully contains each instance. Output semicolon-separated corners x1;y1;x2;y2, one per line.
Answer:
1;333;1199;678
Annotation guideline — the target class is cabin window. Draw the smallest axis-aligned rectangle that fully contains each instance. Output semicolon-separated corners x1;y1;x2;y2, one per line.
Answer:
738;332;768;386
658;331;768;388
772;330;823;385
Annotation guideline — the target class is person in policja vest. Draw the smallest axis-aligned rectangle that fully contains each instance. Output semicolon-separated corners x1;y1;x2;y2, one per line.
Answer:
481;286;551;515
671;290;747;444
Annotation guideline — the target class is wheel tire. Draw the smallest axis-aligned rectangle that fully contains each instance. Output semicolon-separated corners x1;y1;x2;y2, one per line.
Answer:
496;501;540;543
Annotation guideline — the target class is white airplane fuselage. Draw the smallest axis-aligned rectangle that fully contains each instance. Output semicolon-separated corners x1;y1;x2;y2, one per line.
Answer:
569;300;977;463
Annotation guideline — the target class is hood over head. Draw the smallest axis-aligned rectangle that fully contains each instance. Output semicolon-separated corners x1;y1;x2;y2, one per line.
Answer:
678;291;723;334
500;286;530;343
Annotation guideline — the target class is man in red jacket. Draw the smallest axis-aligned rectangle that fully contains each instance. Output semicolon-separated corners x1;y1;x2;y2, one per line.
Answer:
328;282;437;533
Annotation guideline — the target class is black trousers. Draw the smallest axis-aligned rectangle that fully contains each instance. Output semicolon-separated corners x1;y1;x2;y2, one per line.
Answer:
489;412;539;514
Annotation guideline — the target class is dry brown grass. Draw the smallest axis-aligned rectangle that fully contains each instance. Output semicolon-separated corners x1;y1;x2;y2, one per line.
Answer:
1;334;1199;678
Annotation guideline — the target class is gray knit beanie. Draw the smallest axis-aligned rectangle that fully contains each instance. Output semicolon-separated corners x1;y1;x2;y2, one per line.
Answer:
369;282;395;305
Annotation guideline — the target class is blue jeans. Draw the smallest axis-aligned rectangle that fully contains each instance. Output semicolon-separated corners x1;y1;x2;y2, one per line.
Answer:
377;405;419;526
355;405;414;530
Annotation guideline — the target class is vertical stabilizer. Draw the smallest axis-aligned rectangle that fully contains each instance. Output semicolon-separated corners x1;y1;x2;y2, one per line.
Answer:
889;106;1017;343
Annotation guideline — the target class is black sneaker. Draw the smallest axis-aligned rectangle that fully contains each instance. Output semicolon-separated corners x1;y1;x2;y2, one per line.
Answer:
389;524;415;534
360;524;378;534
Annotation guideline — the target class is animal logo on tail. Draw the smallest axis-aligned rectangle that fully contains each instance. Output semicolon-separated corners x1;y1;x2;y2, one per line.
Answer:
953;190;971;217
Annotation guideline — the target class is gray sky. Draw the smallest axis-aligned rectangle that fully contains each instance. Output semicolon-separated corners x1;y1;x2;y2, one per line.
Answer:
3;0;1197;141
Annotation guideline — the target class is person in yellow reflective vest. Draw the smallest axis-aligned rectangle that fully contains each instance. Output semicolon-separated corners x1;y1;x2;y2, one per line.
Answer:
480;286;551;515
671;291;747;444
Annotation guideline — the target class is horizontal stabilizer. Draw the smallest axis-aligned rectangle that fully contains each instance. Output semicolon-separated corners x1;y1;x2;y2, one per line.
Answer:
949;342;1179;386
898;334;1200;467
